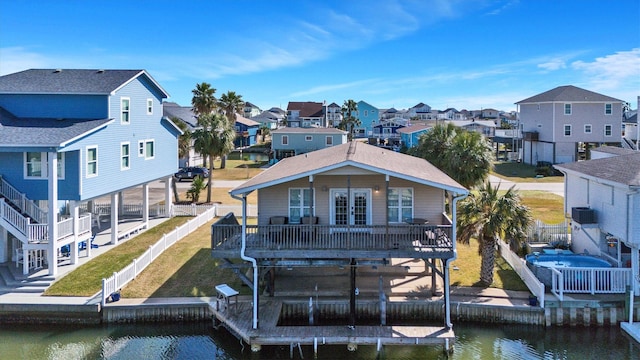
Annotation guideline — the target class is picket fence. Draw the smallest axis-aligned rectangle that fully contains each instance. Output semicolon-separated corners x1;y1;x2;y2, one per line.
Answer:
101;206;216;305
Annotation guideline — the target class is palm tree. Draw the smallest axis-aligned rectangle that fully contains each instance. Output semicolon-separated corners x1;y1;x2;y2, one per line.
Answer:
457;182;532;285
444;130;493;189
191;82;217;118
409;122;456;170
192;113;236;203
259;124;270;143
217;91;244;169
191;82;217;168
338;99;361;141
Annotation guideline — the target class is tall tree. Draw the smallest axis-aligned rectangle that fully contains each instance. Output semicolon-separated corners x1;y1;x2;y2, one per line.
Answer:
217;91;244;169
338;99;361;141
191;82;217;167
457;182;532;285
192;113;236;203
410;123;491;189
191;82;217;118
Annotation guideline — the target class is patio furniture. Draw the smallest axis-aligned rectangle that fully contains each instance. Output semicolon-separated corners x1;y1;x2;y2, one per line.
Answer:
215;283;239;312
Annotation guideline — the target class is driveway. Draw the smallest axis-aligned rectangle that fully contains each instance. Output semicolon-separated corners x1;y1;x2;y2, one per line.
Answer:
488;175;564;197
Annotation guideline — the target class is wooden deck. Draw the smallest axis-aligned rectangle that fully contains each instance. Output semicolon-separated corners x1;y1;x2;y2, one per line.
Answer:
211;223;455;260
210;299;455;353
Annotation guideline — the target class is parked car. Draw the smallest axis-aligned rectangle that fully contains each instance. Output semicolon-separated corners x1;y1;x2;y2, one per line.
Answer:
174;167;209;181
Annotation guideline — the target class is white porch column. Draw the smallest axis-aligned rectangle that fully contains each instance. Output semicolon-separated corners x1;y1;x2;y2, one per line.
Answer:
142;183;149;224
47;151;59;276
110;193;119;245
22;247;28;275
70;201;79;264
633;247;639;296
165;176;172;217
0;227;7;263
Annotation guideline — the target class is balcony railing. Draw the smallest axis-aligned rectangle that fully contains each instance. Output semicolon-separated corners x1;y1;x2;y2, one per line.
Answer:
211;223;453;257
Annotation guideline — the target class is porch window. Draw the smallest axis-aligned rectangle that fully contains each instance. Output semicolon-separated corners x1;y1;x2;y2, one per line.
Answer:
326;136;333;146
282;135;288;145
145;140;155;159
24;152;65;179
564;124;571;136
121;142;130;170
387;188;413;223
289;188;314;224
87;147;98;177
584;124;592;134
121;97;130;124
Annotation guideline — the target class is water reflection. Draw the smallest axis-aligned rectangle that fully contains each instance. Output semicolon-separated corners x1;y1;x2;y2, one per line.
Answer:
0;322;636;359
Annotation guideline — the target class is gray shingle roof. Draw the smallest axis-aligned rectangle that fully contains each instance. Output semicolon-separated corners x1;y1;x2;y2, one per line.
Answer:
163;102;198;129
231;141;467;195
516;85;623;104
555;152;640;187
0;107;112;147
0;69;168;96
271;127;347;134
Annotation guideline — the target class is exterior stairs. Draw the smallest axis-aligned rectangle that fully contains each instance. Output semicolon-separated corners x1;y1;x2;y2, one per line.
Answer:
0;263;55;294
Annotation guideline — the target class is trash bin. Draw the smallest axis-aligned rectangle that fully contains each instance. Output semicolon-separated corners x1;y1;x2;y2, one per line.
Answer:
528;295;537;306
111;292;121;302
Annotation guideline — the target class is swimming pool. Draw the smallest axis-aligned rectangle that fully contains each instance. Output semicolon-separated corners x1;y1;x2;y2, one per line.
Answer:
525;253;612;268
525;253;612;288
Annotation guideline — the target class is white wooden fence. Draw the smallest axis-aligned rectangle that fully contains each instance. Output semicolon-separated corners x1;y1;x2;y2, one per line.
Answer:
101;206;216;305
551;267;632;301
498;239;545;308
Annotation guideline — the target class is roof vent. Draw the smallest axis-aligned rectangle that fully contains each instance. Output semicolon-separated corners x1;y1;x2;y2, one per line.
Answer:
97;69;105;73
54;69;62;73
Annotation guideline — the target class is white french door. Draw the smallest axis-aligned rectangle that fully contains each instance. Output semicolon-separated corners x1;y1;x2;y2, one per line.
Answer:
330;189;371;226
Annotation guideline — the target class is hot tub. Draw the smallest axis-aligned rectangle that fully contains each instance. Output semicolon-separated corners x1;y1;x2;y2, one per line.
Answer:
525;253;612;287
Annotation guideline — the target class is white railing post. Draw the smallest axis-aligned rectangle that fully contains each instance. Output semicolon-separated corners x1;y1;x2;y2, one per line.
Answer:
133;258;137;277
590;269;596;295
113;272;118;293
102;278;107;306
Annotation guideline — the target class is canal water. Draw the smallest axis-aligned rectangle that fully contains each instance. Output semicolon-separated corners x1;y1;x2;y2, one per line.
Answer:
0;322;636;359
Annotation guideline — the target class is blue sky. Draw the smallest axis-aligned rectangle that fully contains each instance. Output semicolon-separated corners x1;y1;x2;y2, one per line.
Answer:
1;0;638;112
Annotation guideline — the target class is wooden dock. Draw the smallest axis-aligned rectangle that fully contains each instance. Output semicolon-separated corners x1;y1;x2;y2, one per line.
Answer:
210;299;455;355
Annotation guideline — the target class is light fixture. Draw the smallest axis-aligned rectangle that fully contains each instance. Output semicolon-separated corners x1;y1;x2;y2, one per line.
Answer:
374;185;380;192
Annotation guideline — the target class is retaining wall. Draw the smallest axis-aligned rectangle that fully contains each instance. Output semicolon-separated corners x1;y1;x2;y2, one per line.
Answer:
0;303;101;324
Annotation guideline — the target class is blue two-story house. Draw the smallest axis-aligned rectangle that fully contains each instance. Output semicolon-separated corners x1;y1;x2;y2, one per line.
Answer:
0;69;180;276
355;100;379;138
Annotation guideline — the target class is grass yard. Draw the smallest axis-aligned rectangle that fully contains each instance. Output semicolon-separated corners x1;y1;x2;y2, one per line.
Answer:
45;217;190;296
208;158;267;180
492;161;564;183
519;190;566;224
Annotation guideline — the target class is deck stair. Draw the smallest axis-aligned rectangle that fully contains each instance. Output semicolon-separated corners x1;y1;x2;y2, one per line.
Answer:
0;263;55;293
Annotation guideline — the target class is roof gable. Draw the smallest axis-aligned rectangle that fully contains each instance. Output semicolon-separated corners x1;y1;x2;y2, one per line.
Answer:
516;85;622;104
0;69;169;98
555;152;640;187
287;101;324;117
231;142;467;195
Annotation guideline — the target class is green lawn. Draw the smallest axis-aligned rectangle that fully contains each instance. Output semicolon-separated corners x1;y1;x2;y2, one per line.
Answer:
492;161;564;183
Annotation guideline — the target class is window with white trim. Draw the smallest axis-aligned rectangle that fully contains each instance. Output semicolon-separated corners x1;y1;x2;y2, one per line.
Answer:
145;140;155;159
604;103;612;115
305;135;312;141
387;188;413;223
24;152;65;179
121;142;130;170
87;147;98;177
282;135;288;145
584;124;592;134
147;99;153;115
604;124;612;137
364;110;368;117
564;124;571;136
325;136;333;146
564;103;571;115
138;141;145;156
289;188;314;224
121;97;130;124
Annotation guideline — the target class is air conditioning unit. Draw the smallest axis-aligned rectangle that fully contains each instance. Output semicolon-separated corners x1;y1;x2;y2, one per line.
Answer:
572;207;596;224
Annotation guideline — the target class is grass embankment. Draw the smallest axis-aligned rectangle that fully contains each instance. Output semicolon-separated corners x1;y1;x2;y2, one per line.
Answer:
45;217;190;296
492;161;564;183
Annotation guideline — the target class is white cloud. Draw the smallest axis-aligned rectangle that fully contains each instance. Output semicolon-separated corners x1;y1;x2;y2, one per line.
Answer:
571;48;640;91
537;59;567;71
0;47;49;75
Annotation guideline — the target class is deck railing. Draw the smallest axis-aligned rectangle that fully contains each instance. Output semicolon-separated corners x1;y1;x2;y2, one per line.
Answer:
551;267;632;300
0;175;47;223
211;223;452;252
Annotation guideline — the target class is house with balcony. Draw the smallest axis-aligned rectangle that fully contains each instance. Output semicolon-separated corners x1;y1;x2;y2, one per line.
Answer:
516;85;624;165
270;127;347;159
243;101;262;119
211;141;468;331
397;122;432;149
251;109;285;130
554;150;639;295
0;69;180;276
326;102;342;127
286;101;324;128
